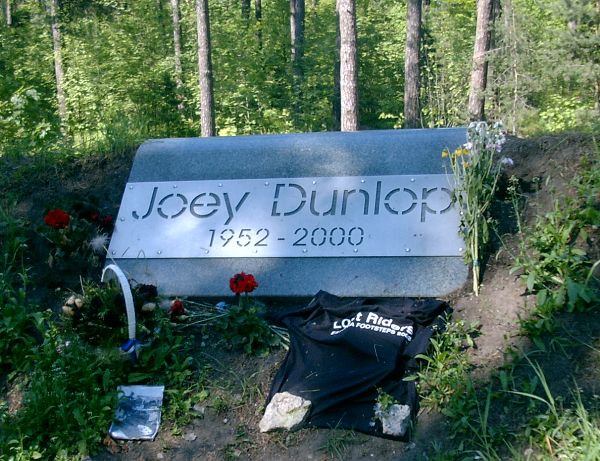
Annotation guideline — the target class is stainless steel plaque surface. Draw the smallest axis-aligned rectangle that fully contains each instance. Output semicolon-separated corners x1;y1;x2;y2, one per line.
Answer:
108;174;464;259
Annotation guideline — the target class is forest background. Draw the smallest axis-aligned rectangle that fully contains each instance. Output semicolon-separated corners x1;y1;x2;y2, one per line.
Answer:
1;0;599;157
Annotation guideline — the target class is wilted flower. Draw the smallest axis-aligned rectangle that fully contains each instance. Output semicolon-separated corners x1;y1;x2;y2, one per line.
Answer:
89;234;109;253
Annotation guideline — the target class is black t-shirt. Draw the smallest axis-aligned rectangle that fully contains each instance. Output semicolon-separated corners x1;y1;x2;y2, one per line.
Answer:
266;291;451;440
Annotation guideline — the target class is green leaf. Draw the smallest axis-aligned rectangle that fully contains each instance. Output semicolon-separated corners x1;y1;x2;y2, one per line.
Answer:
532;336;547;351
414;353;433;363
128;372;152;383
526;272;536;292
536;289;548;307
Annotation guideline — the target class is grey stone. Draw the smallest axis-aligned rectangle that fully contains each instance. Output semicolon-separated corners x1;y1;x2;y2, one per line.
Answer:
108;129;468;298
182;432;197;441
374;403;412;437
259;392;312;432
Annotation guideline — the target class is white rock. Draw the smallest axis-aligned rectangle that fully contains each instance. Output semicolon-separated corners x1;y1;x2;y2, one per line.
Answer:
259;392;311;432
141;302;156;312
192;404;205;415
182;432;197;441
374;404;411;437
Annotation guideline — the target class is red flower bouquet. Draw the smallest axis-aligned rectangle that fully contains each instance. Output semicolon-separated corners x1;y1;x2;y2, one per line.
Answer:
229;272;258;295
44;209;70;229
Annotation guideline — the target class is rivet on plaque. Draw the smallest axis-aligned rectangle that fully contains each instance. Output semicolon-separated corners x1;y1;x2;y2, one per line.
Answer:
405;248;411;252
157;250;162;255
302;249;308;253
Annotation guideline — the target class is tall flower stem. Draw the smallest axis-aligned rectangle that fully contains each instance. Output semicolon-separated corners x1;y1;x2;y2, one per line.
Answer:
446;122;506;296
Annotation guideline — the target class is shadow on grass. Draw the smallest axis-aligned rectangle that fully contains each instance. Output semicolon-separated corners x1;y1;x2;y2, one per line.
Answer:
417;307;600;460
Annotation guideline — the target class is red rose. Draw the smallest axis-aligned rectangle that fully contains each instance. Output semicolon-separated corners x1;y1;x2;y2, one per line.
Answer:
229;272;258;294
44;209;70;229
170;299;185;317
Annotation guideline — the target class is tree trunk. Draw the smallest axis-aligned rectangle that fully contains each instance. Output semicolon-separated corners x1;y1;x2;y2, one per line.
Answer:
196;0;215;137
242;0;250;21
404;0;422;128
337;0;359;131
332;15;341;130
290;0;305;127
170;0;184;111
49;0;67;130
468;0;495;121
255;0;262;47
5;0;12;26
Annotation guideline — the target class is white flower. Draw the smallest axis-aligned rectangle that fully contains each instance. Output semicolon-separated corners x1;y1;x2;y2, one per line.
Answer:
25;89;39;100
89;234;109;253
500;157;514;167
10;94;25;109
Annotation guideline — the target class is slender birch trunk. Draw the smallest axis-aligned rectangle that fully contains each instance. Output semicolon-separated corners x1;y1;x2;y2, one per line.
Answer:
404;0;422;128
49;0;67;130
5;0;12;26
196;0;215;137
337;0;359;131
468;0;495;121
290;0;305;127
170;0;184;111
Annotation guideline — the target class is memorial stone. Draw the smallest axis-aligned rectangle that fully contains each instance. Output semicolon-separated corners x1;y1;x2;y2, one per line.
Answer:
107;129;468;297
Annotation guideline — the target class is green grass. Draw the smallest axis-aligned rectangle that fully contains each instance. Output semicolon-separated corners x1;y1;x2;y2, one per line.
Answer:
411;145;600;459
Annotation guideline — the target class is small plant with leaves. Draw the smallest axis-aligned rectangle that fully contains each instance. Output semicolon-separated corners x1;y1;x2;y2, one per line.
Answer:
443;121;506;295
375;388;397;412
512;154;599;336
217;273;283;355
59;281;128;346
408;318;479;432
38;207;112;270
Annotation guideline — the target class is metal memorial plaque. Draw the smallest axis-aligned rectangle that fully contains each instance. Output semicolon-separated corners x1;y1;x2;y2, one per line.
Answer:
108;174;463;259
107;129;469;297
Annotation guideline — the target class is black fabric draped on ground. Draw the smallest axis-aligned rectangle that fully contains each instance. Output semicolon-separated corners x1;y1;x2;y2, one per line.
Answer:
265;291;452;440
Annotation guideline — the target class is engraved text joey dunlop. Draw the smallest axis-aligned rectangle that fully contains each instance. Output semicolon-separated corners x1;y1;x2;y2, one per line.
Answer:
108;175;465;259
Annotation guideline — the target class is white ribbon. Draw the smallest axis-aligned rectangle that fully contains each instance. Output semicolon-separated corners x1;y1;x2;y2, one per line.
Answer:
101;264;136;341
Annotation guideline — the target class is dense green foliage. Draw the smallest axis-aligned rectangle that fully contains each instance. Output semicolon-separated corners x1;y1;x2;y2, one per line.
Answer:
1;0;598;158
512;152;600;336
